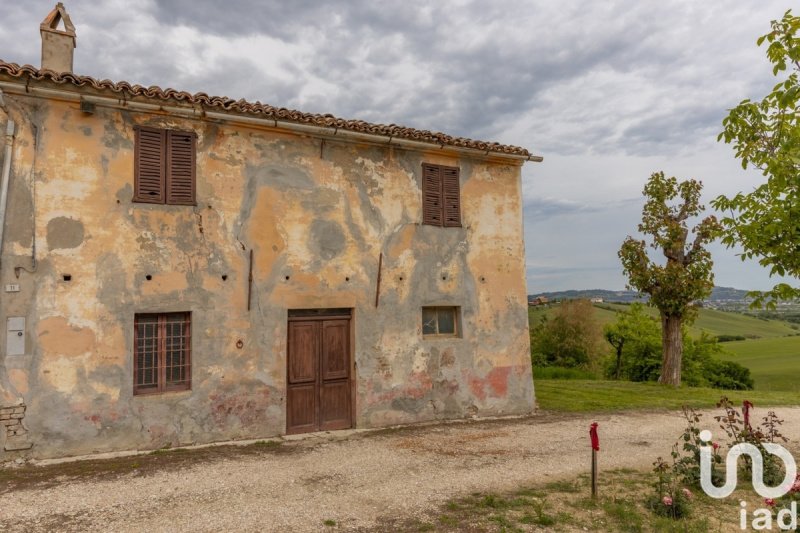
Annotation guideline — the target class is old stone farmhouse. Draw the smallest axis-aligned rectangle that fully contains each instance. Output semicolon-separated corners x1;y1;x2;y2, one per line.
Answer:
0;4;540;460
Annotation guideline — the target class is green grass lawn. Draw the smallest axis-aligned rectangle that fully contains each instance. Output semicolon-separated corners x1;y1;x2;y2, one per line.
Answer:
535;379;800;412
719;336;800;392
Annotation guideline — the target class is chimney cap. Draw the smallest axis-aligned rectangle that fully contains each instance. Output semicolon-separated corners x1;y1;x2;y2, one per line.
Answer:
40;3;76;40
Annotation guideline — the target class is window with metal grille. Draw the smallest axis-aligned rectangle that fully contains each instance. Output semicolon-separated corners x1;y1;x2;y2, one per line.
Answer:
422;306;460;337
133;126;196;205
134;312;191;395
421;163;461;227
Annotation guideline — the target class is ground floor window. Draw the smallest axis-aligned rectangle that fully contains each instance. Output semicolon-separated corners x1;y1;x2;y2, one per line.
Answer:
422;306;460;337
134;312;191;395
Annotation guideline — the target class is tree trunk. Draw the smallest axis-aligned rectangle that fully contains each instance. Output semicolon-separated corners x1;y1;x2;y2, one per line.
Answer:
658;313;683;386
614;342;624;380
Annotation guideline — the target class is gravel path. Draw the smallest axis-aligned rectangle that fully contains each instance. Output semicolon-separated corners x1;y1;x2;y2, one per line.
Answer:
3;407;800;532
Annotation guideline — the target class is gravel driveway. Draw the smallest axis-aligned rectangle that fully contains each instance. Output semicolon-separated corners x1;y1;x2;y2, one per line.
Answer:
3;406;800;532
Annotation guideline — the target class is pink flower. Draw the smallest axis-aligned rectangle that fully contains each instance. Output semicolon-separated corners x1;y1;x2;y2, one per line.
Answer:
662;496;673;506
791;480;800;492
765;498;776;507
682;488;692;499
712;442;720;451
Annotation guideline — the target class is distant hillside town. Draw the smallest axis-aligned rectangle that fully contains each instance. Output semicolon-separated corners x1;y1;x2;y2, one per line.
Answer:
529;287;752;308
528;287;800;314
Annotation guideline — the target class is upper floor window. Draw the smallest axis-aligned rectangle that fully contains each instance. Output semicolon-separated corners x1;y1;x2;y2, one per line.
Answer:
133;126;196;205
422;163;461;227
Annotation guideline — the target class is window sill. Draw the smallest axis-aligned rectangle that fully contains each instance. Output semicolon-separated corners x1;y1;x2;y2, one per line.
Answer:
132;388;192;399
132;199;198;206
420;223;463;228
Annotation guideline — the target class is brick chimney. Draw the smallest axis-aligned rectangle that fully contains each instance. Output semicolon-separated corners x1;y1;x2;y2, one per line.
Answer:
40;3;76;73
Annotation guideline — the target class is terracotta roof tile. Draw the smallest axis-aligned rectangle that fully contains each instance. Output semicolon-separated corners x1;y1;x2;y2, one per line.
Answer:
0;61;533;158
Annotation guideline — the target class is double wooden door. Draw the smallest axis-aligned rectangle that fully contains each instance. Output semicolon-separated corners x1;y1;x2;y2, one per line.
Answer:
286;315;352;434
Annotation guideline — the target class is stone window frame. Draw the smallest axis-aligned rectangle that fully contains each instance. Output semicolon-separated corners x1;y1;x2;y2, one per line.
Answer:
133;312;192;396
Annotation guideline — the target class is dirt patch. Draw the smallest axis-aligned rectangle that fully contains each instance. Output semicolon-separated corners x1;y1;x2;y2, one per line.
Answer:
0;439;294;494
395;429;514;457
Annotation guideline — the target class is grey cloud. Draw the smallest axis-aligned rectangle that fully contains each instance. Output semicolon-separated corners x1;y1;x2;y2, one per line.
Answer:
528;265;621;275
621;106;725;157
153;0;419;39
148;0;702;143
525;198;597;221
3;1;757;153
524;196;640;222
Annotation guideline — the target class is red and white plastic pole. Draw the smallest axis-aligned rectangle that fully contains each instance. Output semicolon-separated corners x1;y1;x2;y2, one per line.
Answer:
589;422;600;498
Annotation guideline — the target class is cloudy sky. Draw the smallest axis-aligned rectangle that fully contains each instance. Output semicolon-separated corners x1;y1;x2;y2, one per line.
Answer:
1;1;793;293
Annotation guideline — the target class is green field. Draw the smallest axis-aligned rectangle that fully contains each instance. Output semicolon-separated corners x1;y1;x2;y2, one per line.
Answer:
530;302;798;338
529;303;618;329
531;301;800;393
720;336;800;392
535;379;800;412
595;303;798;337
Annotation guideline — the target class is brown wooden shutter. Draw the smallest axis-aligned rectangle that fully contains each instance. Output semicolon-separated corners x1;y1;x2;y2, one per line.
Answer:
166;130;196;205
422;163;443;226
133;126;166;203
442;166;461;227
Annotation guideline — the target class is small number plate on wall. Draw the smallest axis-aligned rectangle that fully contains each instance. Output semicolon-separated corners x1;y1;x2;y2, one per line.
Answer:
4;284;20;292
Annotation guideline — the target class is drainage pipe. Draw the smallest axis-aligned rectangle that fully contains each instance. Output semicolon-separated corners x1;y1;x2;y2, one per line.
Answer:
0;100;21;406
0;117;15;269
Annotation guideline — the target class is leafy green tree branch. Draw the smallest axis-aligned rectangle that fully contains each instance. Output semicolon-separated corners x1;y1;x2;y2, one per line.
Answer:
713;10;800;308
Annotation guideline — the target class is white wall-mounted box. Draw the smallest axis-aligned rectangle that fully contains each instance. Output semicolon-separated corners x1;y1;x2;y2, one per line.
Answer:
7;317;25;356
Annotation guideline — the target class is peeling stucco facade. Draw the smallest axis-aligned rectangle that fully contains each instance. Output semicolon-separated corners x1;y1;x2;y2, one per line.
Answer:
0;73;535;460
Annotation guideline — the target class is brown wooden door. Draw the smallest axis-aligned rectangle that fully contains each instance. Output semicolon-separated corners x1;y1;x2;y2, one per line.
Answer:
287;316;351;434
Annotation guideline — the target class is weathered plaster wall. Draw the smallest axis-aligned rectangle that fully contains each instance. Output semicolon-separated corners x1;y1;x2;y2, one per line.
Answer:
0;90;533;460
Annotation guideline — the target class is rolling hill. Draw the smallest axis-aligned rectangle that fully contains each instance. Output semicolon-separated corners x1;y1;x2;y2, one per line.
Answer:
529;301;798;338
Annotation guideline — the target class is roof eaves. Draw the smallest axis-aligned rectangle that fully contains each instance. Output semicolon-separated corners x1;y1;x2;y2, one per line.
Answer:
0;61;540;161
